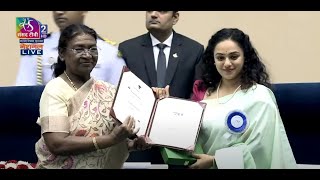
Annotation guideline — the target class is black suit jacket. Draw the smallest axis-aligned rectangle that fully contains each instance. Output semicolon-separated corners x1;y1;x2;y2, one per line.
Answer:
119;31;204;99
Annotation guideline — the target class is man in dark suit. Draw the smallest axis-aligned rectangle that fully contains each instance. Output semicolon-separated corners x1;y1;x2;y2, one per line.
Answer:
118;11;204;166
118;11;204;99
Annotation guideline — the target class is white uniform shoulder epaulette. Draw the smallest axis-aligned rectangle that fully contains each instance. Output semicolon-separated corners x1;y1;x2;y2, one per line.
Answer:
102;37;117;46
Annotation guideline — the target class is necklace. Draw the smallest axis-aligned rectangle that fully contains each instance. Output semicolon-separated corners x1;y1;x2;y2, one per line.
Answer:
64;71;78;91
216;81;241;104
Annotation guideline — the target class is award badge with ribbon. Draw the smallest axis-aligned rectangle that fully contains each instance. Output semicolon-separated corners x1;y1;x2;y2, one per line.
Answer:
225;110;249;134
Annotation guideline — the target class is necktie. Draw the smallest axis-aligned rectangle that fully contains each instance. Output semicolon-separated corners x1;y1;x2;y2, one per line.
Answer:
157;43;167;88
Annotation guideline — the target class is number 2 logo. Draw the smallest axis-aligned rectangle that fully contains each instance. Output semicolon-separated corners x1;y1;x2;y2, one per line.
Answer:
40;25;47;33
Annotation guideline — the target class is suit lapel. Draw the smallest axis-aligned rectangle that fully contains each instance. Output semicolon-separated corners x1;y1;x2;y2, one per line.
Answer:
142;34;157;87
165;33;182;85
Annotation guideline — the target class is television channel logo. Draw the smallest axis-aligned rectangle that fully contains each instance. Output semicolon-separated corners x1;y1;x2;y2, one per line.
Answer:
16;17;48;55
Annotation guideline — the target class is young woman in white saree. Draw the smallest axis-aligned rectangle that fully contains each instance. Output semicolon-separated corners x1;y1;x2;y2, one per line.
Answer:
35;24;149;169
154;28;297;169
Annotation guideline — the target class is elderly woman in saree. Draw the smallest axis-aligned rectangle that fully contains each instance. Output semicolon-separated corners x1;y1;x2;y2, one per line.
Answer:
35;24;148;169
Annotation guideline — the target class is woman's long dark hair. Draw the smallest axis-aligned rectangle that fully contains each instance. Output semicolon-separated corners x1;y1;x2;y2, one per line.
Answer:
52;24;97;77
200;28;271;95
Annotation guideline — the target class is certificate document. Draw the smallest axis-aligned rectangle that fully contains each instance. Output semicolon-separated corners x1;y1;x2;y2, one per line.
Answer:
110;67;206;151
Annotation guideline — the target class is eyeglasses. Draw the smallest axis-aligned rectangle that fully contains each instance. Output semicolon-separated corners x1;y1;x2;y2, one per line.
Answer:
67;47;99;56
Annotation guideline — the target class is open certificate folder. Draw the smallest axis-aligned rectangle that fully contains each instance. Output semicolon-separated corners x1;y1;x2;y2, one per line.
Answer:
110;67;206;151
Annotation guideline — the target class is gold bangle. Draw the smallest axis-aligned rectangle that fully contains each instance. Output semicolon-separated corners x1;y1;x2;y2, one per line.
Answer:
92;137;100;150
